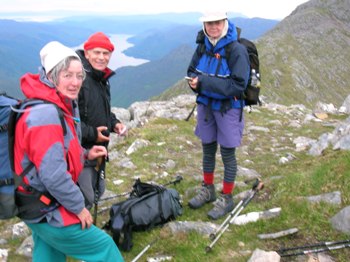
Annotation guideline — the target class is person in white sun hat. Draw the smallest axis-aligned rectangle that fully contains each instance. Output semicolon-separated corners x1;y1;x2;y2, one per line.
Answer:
186;11;250;220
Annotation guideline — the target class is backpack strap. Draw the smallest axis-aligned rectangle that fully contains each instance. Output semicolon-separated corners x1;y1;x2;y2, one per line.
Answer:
0;123;8;132
0;178;14;186
8;99;67;217
223;42;235;73
82;83;90;121
8;100;67;172
54;104;67;136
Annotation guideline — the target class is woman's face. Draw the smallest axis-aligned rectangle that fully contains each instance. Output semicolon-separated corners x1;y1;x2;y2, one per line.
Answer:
204;19;225;39
56;60;84;100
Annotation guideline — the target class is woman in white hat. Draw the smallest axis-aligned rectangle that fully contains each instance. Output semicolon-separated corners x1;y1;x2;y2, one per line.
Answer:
186;12;250;220
14;41;124;261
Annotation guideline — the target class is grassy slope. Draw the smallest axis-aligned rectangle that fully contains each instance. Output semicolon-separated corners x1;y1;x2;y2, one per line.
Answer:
104;106;350;262
2;105;350;261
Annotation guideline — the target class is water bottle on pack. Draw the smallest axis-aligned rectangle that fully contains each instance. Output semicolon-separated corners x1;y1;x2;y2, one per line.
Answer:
250;69;258;87
256;72;261;88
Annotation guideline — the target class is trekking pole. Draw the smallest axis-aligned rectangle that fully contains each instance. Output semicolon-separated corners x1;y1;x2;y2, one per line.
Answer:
131;238;158;262
98;191;130;203
277;239;350;257
99;175;183;204
185;104;196;121
209;179;262;241
163;175;183;186
93;157;106;225
205;179;264;253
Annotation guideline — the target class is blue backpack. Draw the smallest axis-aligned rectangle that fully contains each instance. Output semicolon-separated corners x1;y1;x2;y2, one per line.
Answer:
0;92;65;220
0;93;20;219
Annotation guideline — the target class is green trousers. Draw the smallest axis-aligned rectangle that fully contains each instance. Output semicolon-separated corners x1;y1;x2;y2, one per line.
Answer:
27;222;124;262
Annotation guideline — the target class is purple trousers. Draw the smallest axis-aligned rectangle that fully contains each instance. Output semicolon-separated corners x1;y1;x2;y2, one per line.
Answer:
195;103;244;148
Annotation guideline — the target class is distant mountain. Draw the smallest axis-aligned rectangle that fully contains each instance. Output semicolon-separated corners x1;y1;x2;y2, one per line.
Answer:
110;17;278;107
0;14;278;103
152;0;350;110
124;17;278;60
0;19;93;97
110;44;193;108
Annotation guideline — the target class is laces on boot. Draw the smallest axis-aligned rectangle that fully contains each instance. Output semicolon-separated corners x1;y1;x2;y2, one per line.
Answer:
207;194;234;220
188;183;216;209
212;196;227;211
194;186;212;202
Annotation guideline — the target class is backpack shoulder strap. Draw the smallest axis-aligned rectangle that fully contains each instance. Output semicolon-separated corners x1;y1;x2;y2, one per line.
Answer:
8;99;67;173
196;30;206;56
224;41;235;69
238;38;259;72
82;83;90;121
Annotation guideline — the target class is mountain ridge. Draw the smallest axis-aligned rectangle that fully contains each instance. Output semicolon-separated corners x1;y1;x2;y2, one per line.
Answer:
0;15;277;102
155;0;350;109
257;0;350;107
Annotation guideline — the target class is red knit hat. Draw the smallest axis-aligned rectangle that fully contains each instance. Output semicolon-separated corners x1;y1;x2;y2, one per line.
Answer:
84;32;114;52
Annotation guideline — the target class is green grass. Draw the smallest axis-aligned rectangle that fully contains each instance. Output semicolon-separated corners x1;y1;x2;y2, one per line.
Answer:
3;106;350;261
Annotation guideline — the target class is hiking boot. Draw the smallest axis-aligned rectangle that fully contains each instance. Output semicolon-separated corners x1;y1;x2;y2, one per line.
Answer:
207;193;234;220
188;183;216;209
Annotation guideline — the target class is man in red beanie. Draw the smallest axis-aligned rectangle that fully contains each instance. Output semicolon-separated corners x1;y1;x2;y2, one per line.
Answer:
76;32;126;211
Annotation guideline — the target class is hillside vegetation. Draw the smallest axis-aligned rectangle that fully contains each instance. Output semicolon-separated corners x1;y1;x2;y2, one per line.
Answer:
154;0;350;111
1;102;350;261
257;0;350;108
102;105;350;262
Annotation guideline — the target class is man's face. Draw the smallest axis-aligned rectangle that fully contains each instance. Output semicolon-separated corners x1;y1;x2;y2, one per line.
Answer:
84;47;112;71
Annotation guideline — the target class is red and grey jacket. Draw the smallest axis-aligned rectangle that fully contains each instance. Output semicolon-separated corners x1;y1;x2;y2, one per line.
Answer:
14;71;85;227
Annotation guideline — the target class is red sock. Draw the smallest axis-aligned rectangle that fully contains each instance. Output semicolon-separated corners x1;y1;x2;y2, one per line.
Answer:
203;172;214;185
222;182;235;194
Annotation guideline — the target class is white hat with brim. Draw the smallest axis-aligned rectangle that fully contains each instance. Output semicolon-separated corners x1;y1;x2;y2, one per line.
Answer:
40;41;79;74
199;12;228;22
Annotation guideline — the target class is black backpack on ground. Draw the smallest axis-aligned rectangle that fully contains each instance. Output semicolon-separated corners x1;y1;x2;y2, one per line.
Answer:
0;92;64;220
197;27;261;106
104;179;183;251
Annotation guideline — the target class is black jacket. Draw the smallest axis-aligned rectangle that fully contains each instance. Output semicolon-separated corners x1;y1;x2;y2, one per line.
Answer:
76;50;120;149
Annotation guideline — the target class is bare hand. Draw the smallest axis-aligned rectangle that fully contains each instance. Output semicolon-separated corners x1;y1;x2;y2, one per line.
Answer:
96;126;110;143
87;145;107;160
77;207;93;229
188;77;198;90
114;123;127;136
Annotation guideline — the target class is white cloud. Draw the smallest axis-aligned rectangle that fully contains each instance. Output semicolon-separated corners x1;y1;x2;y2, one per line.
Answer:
1;0;309;20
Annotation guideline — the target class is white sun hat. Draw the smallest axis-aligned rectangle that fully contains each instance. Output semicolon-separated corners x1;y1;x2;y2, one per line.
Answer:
199;11;228;22
40;41;79;74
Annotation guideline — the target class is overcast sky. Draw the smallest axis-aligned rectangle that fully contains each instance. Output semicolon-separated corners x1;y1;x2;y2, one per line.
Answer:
1;0;310;20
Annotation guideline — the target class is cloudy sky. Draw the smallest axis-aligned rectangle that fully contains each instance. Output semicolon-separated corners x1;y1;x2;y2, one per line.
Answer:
1;0;309;20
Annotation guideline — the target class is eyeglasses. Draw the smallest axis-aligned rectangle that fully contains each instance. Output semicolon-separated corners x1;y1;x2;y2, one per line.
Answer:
61;73;84;81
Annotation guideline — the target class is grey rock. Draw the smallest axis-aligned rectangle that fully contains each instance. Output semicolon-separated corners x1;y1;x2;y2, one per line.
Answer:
330;206;350;234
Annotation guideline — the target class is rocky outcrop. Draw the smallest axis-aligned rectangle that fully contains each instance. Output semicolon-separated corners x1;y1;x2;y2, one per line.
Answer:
3;93;350;261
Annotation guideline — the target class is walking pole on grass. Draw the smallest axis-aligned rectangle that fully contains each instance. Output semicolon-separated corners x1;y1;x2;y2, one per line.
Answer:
163;175;183;186
98;175;183;204
131;238;158;262
185;104;196;121
93;157;106;225
98;191;130;203
277;239;350;257
205;179;264;253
